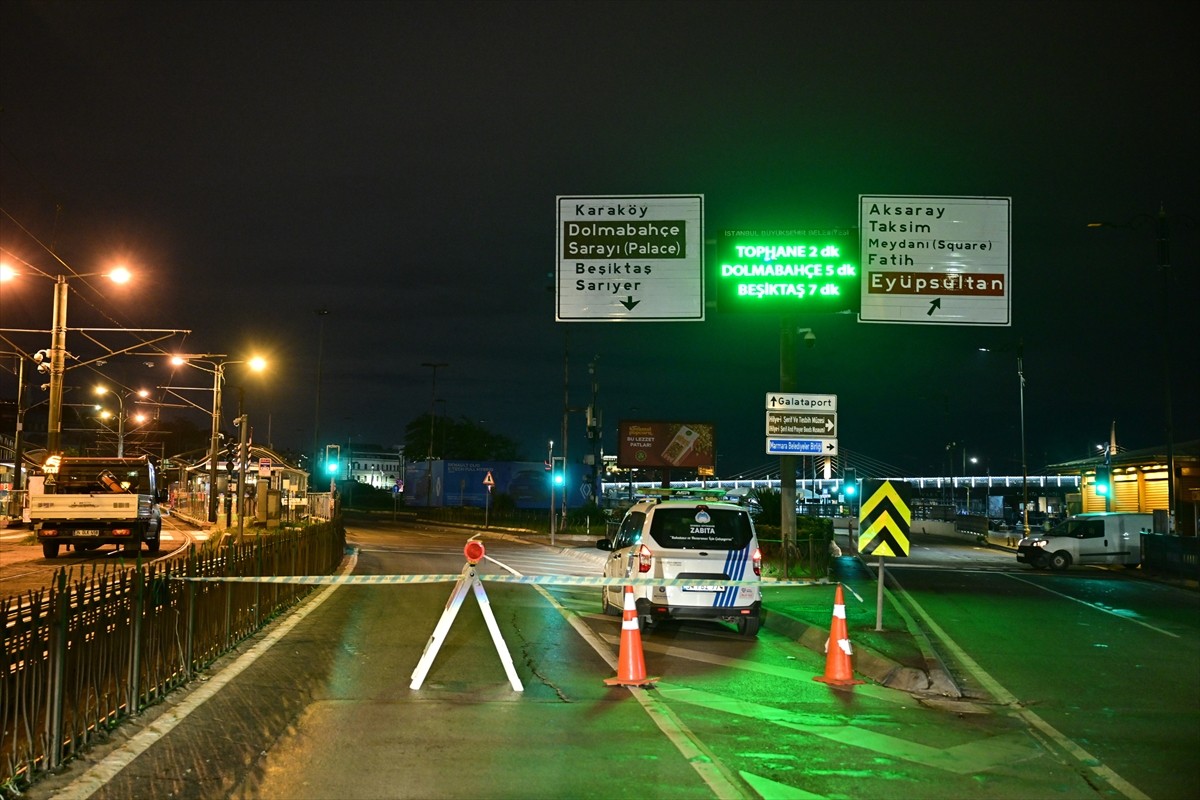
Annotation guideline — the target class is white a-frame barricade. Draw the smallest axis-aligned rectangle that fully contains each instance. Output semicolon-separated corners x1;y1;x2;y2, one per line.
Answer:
409;537;525;692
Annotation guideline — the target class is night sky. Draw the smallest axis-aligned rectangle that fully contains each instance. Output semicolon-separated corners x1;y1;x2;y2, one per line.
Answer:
1;0;1196;479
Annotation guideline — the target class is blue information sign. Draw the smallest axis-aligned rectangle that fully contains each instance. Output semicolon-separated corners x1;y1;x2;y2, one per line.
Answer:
765;437;838;455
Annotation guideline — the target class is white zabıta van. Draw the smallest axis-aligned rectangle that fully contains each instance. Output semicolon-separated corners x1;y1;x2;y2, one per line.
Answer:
597;489;763;637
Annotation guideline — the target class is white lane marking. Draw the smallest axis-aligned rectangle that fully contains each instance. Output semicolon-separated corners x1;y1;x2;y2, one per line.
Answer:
50;550;359;800
1003;573;1181;638
895;584;1150;800
485;553;752;799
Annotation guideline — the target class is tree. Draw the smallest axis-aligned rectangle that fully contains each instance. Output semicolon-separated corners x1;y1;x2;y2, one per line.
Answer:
404;413;522;461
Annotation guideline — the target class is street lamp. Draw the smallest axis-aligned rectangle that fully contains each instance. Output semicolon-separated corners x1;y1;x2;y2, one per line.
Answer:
963;452;979;513
978;342;1028;529
93;386;150;457
170;355;266;523
421;362;447;506
1;265;132;454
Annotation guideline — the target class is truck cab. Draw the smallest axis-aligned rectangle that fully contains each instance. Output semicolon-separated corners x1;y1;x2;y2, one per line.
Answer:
1016;511;1152;571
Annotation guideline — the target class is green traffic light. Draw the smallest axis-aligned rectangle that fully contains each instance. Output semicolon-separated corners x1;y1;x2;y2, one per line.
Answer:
326;462;339;474
845;484;857;497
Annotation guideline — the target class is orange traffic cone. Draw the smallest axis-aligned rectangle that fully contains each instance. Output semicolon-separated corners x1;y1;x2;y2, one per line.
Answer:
604;585;658;687
814;584;864;687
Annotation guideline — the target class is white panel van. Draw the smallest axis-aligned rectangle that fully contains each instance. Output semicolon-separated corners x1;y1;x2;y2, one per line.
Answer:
1016;512;1153;571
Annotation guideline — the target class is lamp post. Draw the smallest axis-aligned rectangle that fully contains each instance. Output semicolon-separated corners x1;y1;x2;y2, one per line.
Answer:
0;266;132;455
421;362;447;507
1018;341;1029;531
978;342;1028;529
93;386;149;457
964;452;978;513
170;355;266;523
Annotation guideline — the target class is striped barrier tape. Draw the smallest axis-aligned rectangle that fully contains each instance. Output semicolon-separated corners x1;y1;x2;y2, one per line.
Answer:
169;573;831;588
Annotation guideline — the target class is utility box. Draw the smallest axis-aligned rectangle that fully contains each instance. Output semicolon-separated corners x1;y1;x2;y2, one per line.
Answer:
266;489;282;528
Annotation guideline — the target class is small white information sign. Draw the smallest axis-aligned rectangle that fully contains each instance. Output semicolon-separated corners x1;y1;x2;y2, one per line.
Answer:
765;392;837;411
556;194;705;322
859;195;1011;326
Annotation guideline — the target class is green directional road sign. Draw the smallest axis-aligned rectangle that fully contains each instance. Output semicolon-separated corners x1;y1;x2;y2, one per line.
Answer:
858;479;913;557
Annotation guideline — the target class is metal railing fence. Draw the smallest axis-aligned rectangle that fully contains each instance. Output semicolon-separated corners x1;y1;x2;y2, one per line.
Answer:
1;520;346;793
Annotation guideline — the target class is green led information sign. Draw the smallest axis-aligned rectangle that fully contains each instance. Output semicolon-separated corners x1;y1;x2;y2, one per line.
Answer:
716;228;859;314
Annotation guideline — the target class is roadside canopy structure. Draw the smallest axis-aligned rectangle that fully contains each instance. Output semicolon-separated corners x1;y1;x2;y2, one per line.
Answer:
1047;439;1199;535
172;445;310;526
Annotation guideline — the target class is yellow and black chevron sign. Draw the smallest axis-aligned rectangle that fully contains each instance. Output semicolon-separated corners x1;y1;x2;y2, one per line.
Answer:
857;480;913;557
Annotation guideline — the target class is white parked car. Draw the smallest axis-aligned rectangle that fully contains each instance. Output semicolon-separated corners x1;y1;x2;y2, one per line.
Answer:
597;490;763;637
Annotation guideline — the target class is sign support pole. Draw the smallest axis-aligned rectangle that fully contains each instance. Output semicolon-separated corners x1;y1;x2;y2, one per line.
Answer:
779;317;798;571
875;555;886;631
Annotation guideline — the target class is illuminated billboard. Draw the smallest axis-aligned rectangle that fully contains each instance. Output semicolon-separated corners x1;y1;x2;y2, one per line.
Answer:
715;228;859;314
617;421;715;469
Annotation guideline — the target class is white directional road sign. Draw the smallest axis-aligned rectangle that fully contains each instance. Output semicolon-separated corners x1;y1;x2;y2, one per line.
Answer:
859;195;1011;326
556;194;704;322
764;393;838;456
766;437;839;456
765;392;837;411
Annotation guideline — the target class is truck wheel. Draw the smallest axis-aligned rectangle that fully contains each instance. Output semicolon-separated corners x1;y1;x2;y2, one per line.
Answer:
42;541;60;559
146;531;161;554
1049;551;1072;571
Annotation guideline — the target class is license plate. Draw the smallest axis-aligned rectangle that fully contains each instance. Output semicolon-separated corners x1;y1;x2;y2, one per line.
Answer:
682;585;723;592
74;530;101;537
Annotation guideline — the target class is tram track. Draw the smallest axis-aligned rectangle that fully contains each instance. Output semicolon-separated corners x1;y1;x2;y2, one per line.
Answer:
0;513;205;601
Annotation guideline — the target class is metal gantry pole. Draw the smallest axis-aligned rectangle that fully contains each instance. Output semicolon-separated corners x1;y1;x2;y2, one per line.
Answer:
116;392;126;457
779;318;798;568
208;365;223;523
46;276;68;455
236;401;249;540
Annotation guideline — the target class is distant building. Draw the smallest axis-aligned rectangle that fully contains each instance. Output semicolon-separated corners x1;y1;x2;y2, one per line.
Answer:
341;444;404;490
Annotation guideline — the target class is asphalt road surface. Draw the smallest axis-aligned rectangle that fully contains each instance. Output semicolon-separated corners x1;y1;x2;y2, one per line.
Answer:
19;518;1197;799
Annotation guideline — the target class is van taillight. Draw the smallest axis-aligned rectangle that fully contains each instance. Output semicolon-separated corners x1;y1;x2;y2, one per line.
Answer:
112;528;131;537
638;543;653;573
752;547;762;577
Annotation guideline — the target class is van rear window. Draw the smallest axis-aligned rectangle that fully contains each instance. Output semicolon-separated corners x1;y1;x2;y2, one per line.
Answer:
648;507;753;550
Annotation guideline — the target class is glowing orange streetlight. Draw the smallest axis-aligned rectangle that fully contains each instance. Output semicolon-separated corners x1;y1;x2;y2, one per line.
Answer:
2;264;134;454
